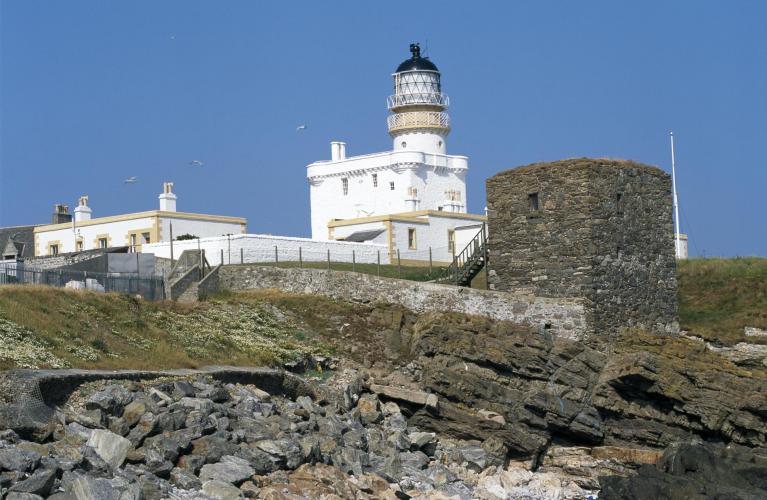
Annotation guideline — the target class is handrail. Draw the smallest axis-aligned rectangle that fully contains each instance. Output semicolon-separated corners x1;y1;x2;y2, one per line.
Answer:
387;111;450;132
387;92;449;110
436;223;488;286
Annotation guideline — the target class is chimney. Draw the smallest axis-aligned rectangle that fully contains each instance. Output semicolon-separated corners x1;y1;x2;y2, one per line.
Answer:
74;196;92;222
331;141;346;161
52;204;72;224
159;182;177;212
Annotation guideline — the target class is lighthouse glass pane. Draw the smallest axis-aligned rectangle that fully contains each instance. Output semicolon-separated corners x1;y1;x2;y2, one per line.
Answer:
395;71;441;105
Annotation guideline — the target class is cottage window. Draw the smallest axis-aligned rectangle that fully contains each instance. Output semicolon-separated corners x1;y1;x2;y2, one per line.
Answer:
372;173;378;188
76;240;83;252
49;244;59;256
342;178;348;195
142;232;151;244
98;238;108;249
447;229;456;254
408;228;417;250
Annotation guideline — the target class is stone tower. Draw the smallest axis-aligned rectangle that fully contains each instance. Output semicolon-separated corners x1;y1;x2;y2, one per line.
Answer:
486;158;678;336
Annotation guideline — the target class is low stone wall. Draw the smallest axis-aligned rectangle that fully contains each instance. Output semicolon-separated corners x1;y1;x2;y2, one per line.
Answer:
217;265;589;339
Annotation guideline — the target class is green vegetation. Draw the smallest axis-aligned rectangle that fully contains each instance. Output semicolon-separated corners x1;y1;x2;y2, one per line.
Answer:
677;257;767;345
0;286;335;370
0;257;764;369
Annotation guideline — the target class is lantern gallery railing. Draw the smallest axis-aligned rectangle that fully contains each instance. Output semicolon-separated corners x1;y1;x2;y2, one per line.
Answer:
387;111;451;133
387;92;449;110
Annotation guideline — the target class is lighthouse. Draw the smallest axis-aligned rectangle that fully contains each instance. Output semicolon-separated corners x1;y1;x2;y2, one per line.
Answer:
387;43;450;155
307;43;483;257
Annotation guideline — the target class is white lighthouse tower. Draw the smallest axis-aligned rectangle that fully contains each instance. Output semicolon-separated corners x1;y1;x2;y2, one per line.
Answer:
307;43;477;245
387;43;451;154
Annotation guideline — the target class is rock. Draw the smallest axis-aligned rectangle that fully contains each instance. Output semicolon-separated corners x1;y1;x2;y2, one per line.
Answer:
172;380;196;399
459;445;487;471
8;468;58;496
370;384;439;409
85;385;132;415
356;393;382;424
148;388;173;406
170;467;202;490
0;447;41;472
107;416;129;437
198;455;255;485
239;480;260;498
85;429;131;469
121;400;147;427
478;409;506;425
409;431;438;455
191;435;237;464
64;471;119;500
598;442;767;500
179;397;214;414
201;479;244;499
125;412;159;446
64;422;93;443
481;436;509;468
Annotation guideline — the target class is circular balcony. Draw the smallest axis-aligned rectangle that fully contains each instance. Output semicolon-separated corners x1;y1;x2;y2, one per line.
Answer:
387;111;450;134
387;92;449;111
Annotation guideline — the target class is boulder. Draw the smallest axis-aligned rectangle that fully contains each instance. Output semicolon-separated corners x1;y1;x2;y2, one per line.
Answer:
198;455;254;485
201;479;244;499
8;468;58;497
0;448;41;472
85;429;131;469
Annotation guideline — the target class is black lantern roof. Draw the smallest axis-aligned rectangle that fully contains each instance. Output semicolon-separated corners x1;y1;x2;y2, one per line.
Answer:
395;43;439;73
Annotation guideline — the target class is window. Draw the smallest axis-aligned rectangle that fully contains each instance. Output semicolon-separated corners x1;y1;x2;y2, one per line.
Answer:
342;178;348;195
616;193;624;215
408;228;417;250
49;244;59;256
372;173;378;187
438;206;443;211
76;240;83;252
389;181;395;191
447;229;456;254
98;238;108;249
142;232;151;244
401;141;407;149
528;193;540;212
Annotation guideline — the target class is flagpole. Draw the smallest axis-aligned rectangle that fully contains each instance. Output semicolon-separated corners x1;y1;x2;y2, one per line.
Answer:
670;131;681;259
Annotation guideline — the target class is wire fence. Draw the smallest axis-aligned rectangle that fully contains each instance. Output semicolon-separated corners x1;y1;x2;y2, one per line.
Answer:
0;262;165;301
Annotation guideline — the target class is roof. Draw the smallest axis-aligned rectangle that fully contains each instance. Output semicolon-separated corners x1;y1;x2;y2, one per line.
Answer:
396;43;439;73
489;158;668;181
0;225;36;259
342;229;386;242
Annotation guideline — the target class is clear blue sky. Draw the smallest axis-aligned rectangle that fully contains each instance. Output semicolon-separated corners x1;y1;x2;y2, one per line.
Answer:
1;1;765;256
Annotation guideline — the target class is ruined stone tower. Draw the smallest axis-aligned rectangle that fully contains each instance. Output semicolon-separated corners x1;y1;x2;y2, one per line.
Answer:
486;158;678;336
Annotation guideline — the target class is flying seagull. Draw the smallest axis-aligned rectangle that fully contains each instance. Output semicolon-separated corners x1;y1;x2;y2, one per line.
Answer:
123;176;138;184
188;160;204;167
296;124;307;131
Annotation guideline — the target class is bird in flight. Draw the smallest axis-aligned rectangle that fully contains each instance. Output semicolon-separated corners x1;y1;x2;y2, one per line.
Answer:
188;160;204;167
123;176;138;184
296;124;307;131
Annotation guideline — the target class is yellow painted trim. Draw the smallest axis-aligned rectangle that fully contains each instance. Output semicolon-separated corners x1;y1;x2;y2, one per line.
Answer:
384;220;395;260
46;240;62;256
34;234;40;257
326;210;486;229
34;211;247;233
125;227;153;252
93;233;112;249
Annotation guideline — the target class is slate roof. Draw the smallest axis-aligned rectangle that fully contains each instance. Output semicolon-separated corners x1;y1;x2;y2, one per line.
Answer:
0;225;36;259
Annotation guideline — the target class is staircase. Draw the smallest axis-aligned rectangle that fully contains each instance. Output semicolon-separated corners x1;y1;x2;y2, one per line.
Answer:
166;249;215;302
436;223;488;287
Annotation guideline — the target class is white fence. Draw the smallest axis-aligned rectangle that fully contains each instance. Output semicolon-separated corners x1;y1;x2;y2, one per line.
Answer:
143;234;392;266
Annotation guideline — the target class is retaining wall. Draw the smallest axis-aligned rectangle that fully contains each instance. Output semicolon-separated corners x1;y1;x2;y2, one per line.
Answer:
217;265;589;340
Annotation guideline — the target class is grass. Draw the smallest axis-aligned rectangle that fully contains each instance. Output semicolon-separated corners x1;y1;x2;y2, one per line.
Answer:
0;286;334;370
677;257;767;345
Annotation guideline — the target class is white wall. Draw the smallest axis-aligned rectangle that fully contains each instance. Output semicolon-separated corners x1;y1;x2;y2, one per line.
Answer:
36;216;158;255
160;217;245;242
143;234;390;265
307;150;468;239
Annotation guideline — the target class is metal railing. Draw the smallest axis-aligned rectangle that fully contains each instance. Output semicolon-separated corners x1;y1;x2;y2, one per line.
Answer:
436;223;488;287
0;263;165;300
387;92;449;110
387;111;450;133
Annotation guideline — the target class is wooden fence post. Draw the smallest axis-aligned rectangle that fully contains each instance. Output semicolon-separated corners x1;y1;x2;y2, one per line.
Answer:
299;247;303;268
397;249;401;278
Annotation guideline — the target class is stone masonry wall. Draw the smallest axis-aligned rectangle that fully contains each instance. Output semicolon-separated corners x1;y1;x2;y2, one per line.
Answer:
217;265;589;340
486;158;677;338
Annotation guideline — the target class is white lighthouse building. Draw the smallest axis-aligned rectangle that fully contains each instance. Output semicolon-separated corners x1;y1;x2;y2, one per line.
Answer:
307;43;484;263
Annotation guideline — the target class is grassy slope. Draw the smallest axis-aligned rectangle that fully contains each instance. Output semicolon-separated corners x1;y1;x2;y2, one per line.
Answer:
677;257;767;345
0;257;764;369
